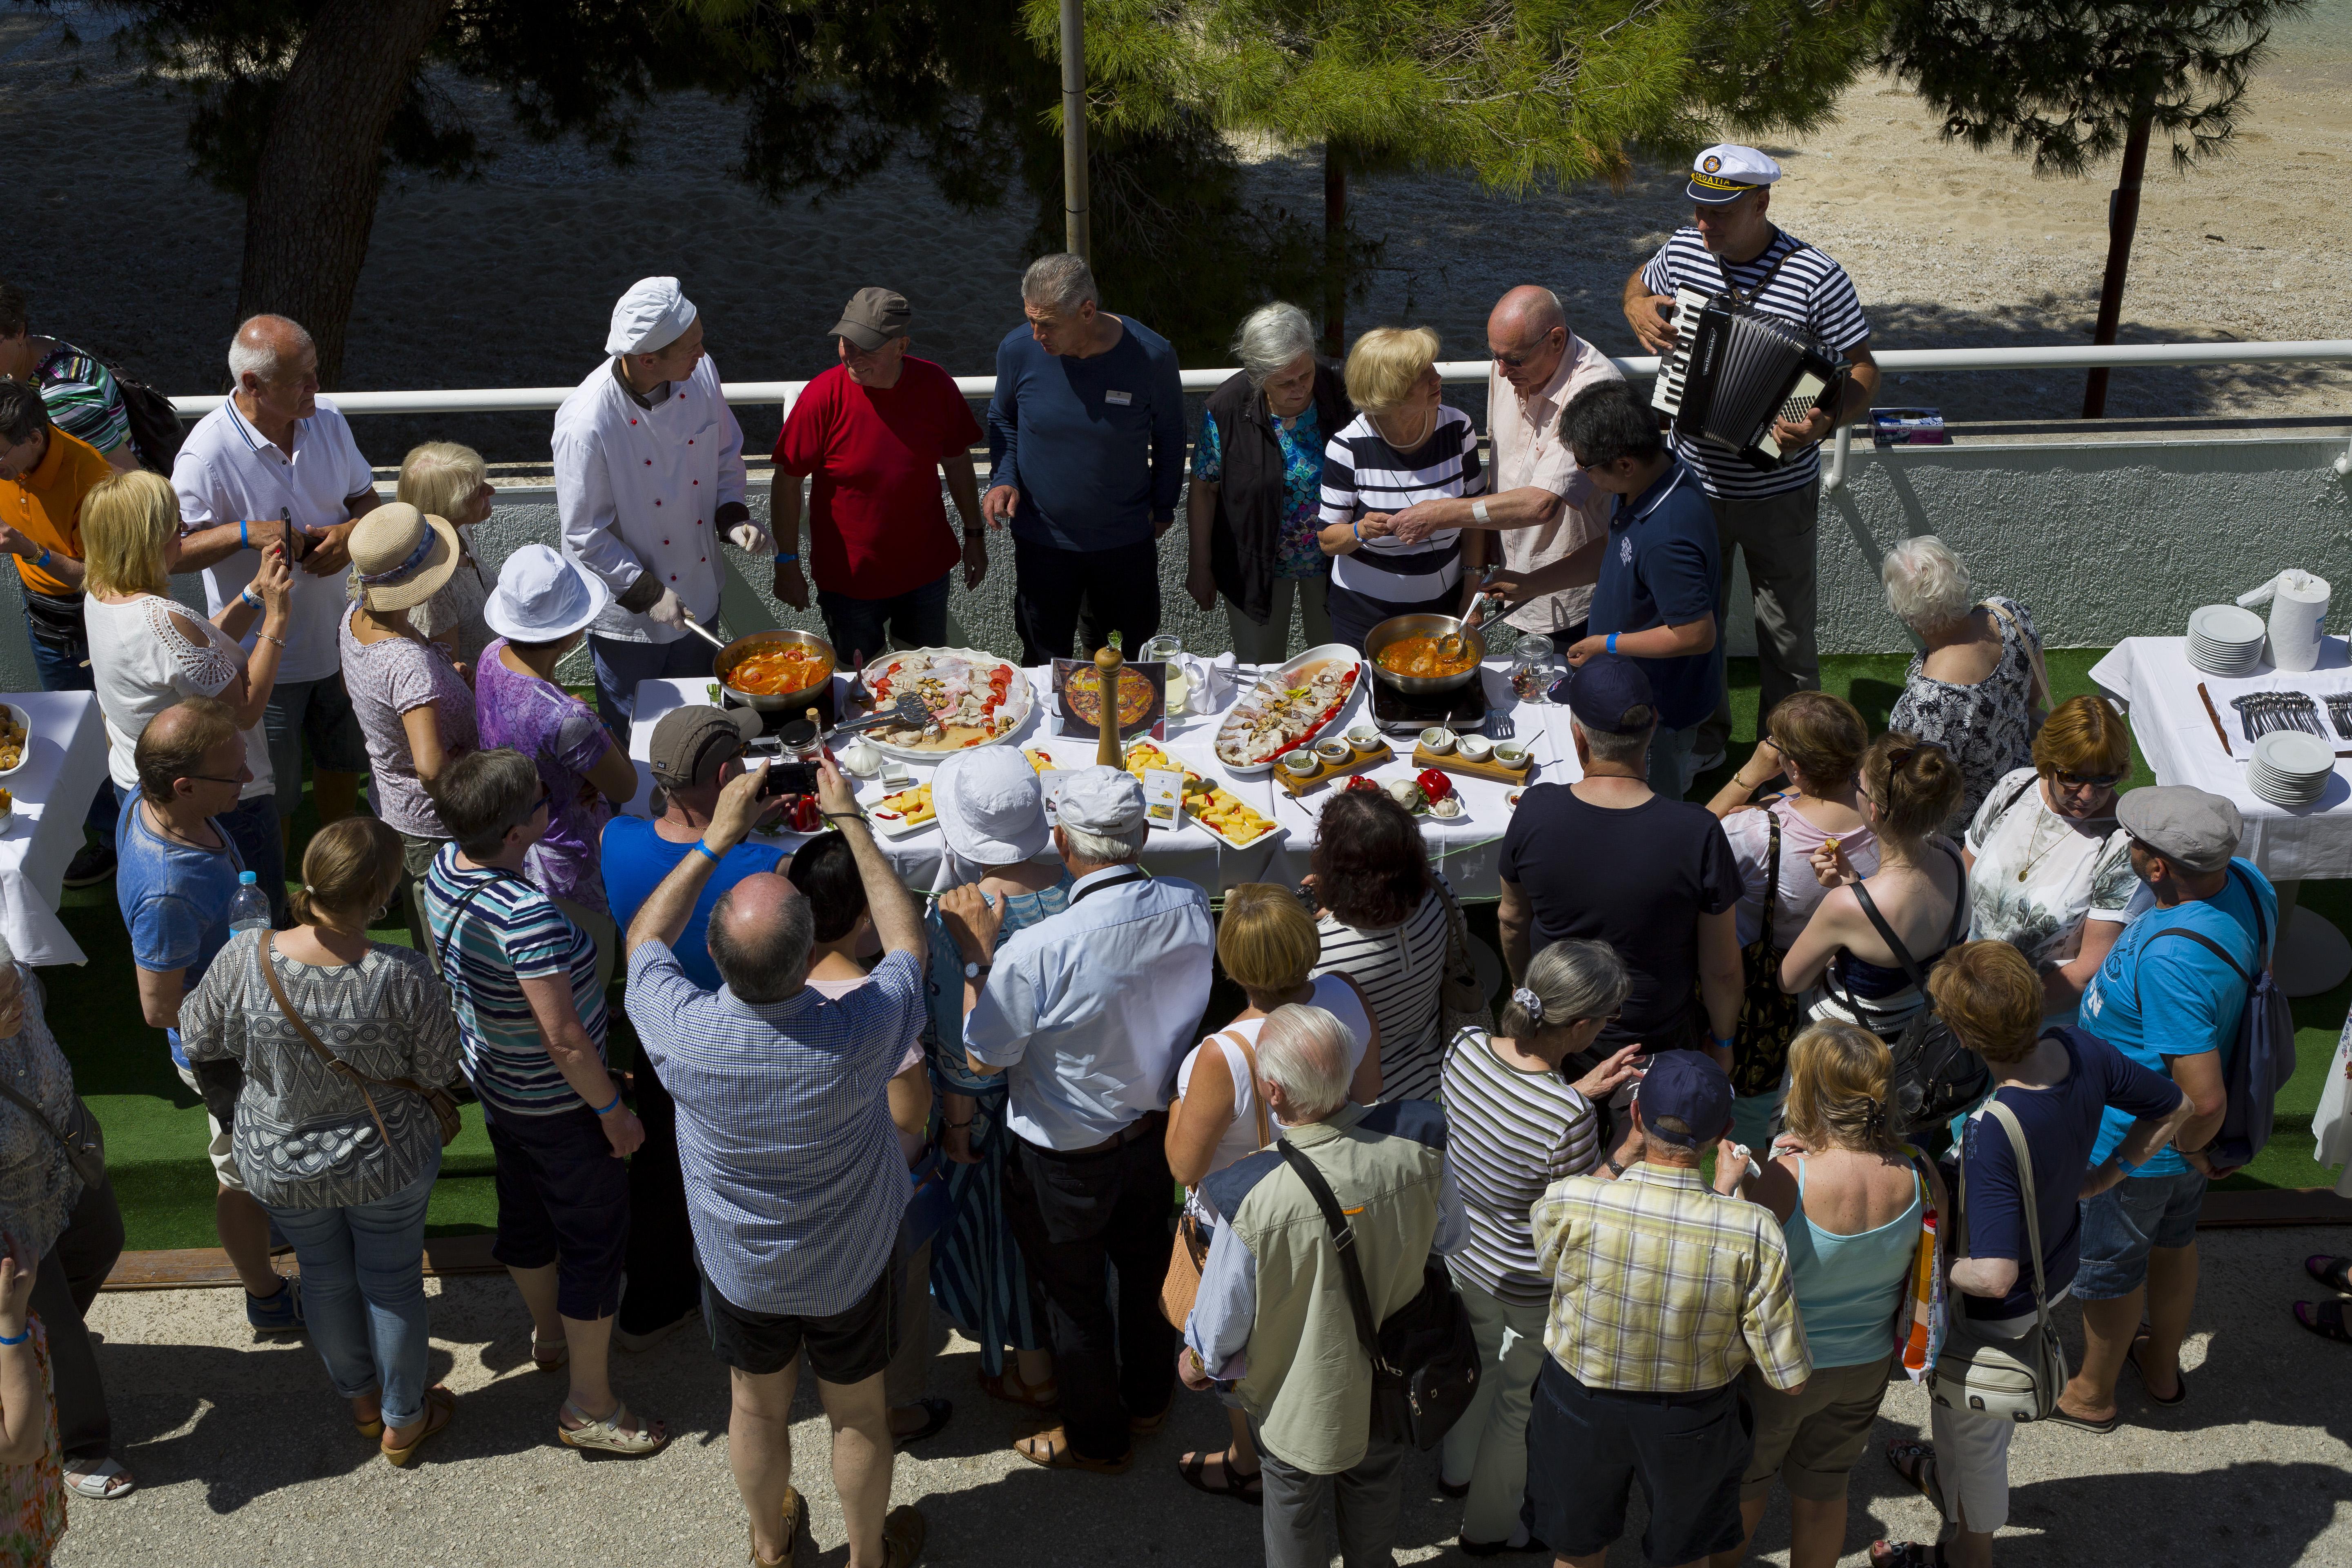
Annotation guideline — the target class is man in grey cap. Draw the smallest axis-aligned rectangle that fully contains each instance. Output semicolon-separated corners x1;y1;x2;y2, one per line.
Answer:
771;287;985;662
2065;785;2276;1430
940;766;1213;1476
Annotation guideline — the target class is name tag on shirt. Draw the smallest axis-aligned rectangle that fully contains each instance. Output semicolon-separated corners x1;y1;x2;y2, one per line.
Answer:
1104;390;1133;406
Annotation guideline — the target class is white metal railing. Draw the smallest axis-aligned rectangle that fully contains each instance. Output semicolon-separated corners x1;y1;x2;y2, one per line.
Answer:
169;338;2352;492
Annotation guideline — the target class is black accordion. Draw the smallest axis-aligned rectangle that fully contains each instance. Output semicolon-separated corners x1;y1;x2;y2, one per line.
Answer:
1650;287;1845;470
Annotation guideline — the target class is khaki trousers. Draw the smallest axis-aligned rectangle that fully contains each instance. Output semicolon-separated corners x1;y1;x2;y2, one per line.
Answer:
1701;479;1822;755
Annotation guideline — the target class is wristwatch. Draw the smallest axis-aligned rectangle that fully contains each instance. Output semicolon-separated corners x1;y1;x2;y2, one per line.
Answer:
962;959;991;982
963;528;987;538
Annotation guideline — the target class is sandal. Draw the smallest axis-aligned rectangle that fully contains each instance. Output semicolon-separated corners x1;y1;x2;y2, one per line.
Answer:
2126;1339;2187;1406
751;1484;805;1568
1176;1448;1263;1506
2295;1298;2352;1343
979;1364;1058;1410
892;1397;953;1450
1128;1402;1172;1437
881;1505;927;1568
1013;1425;1130;1474
1884;1437;1944;1519
2045;1404;2122;1435
1869;1542;1944;1567
382;1386;457;1468
559;1398;670;1457
2305;1254;2352;1294
532;1332;569;1374
62;1455;136;1499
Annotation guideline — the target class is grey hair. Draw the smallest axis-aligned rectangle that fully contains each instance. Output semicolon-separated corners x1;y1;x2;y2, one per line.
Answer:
1882;535;1975;633
1061;820;1145;864
1497;939;1629;1039
1256;1004;1355;1123
227;314;313;385
1572;714;1653;769
708;882;816;1004
1232;302;1317;388
1022;253;1098;314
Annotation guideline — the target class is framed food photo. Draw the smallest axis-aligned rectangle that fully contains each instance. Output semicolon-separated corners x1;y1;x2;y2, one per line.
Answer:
1053;658;1167;742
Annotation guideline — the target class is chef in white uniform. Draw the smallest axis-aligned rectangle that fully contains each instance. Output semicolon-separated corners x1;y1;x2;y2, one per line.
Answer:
554;276;769;731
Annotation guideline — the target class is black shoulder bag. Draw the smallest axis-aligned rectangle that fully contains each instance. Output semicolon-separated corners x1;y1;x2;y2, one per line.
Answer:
1732;809;1803;1098
1274;1138;1479;1451
1827;845;1989;1127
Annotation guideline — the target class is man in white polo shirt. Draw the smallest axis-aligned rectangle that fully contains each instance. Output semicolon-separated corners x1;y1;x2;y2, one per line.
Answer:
170;314;379;847
555;276;768;735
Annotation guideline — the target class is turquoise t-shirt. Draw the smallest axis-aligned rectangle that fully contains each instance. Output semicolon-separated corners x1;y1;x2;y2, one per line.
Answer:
1192;403;1327;579
2079;858;2274;1175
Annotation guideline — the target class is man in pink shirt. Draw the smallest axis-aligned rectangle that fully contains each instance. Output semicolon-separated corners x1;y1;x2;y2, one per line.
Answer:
1385;286;1623;641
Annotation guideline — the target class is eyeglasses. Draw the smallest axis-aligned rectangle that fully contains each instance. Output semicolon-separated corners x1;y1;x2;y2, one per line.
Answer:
1886;746;1917;769
2054;770;2123;789
501;779;553;836
180;774;245;787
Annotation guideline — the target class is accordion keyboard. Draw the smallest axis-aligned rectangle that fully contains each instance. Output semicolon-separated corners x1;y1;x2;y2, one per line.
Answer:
1648;287;1715;417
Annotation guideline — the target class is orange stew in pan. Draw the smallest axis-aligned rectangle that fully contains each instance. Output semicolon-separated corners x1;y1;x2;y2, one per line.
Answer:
728;646;833;695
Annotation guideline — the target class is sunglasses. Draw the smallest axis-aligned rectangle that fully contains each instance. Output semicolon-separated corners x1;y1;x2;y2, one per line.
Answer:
2054;770;2122;789
182;773;245;787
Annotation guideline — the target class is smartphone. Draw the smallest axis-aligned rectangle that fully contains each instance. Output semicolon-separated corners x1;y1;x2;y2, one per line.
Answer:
760;760;819;798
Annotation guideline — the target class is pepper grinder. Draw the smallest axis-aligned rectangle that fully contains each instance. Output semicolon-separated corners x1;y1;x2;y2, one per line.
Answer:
1094;641;1124;768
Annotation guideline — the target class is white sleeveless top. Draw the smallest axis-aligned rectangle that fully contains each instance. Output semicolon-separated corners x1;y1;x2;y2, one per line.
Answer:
1176;973;1374;1224
84;593;274;799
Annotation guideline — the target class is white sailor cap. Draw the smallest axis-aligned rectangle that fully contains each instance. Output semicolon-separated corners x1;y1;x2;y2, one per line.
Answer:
1686;145;1782;205
606;276;699;356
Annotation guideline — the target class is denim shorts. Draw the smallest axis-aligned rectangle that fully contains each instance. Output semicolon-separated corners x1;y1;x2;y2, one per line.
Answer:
2072;1167;2208;1301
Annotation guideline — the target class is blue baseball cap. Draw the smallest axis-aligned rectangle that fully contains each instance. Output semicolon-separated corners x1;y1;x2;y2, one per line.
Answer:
1636;1050;1733;1147
1550;653;1657;735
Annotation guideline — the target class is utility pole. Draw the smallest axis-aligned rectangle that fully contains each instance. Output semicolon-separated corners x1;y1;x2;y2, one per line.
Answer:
1060;0;1089;261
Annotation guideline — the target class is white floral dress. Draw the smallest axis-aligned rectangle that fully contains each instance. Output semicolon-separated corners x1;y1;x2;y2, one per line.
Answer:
1887;595;2040;833
1962;766;2136;1025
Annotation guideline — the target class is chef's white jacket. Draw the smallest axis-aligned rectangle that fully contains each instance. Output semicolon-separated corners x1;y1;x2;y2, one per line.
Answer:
552;355;748;644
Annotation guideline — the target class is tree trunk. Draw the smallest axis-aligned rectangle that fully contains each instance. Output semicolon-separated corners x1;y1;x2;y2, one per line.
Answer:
235;0;454;390
1322;144;1346;358
2081;106;2153;420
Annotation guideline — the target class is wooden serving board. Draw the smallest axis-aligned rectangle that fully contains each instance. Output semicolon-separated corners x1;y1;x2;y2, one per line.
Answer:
1277;743;1396;796
1412;742;1535;787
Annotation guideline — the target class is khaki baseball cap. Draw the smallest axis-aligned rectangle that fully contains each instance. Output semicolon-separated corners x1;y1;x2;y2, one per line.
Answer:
831;287;911;352
648;705;762;788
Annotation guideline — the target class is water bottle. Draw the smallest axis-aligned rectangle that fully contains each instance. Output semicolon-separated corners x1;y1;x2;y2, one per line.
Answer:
228;871;272;934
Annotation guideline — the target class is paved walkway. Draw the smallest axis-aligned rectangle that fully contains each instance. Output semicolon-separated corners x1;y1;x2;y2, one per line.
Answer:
51;1225;2352;1566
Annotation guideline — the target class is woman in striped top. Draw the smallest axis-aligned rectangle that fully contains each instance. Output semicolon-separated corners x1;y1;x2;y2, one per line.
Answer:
1316;326;1486;652
1303;791;1453;1103
1438;939;1644;1554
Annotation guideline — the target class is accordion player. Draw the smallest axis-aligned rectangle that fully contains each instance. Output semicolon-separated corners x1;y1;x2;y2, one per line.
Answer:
1650;287;1847;471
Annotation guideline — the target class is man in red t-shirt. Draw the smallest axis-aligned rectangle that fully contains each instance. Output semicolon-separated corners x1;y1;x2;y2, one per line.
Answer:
771;288;986;661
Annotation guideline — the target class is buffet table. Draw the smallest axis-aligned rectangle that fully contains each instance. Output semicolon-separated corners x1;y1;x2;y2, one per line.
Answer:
624;659;1582;901
2090;634;2352;993
0;690;111;967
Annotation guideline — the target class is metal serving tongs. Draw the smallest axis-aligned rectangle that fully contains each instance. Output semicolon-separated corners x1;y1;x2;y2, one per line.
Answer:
829;694;933;736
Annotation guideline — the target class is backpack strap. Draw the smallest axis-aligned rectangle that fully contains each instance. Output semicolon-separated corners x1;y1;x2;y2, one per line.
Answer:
1274;1138;1394;1375
1758;809;1782;953
432;866;525;973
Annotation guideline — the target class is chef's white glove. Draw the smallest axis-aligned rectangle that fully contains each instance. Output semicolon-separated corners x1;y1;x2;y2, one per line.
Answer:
646;587;688;630
728;521;774;556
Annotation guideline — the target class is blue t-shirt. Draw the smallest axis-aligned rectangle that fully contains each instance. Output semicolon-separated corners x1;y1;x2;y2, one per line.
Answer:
1953;1027;2181;1321
985;318;1186;551
114;802;245;1068
1588;459;1724;731
600;817;784;993
2079;859;2274;1176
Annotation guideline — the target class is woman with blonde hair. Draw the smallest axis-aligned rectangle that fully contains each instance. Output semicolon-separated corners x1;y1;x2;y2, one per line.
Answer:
81;468;293;910
1961;694;2137;1025
178;815;466;1466
1712;1021;1947;1568
1316;326;1486;650
395;441;495;666
1165;882;1379;1503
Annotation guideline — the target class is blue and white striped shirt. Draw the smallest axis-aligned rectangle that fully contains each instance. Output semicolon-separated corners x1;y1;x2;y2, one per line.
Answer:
628;942;924;1316
421;847;607;1118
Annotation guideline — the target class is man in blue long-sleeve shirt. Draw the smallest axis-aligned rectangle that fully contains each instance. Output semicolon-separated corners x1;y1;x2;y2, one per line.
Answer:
982;253;1185;665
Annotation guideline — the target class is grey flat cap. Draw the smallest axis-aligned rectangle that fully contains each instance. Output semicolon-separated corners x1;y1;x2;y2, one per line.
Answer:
2117;786;2243;874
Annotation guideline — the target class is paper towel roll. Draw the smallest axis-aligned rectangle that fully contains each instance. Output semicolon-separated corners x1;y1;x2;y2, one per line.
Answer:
2266;569;2331;671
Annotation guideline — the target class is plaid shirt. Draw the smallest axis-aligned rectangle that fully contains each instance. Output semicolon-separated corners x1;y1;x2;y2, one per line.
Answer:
1530;1161;1811;1394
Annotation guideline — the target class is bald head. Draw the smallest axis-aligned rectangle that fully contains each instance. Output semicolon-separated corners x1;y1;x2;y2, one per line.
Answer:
135;696;243;806
1487;287;1569;392
229;314;320;421
707;871;817;1002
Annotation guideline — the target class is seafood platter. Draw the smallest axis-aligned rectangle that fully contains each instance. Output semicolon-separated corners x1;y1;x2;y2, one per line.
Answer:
859;649;1034;759
1213;644;1363;775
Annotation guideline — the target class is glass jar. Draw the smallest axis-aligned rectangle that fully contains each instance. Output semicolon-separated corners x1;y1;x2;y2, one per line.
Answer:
1508;635;1560;703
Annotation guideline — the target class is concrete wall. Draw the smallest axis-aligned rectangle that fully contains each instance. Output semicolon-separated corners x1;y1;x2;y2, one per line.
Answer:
7;430;2347;693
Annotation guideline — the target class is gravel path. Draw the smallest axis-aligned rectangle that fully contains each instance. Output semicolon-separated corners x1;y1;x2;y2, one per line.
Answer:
49;1224;2352;1566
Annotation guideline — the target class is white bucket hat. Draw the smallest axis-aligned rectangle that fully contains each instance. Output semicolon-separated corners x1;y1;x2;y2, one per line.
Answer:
484;542;610;644
933;748;1051;869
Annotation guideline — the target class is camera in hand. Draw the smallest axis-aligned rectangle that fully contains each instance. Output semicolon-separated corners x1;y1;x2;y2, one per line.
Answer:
761;760;819;797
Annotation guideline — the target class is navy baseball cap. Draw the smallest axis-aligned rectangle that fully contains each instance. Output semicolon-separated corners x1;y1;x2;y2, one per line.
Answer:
1637;1050;1733;1147
1551;653;1657;735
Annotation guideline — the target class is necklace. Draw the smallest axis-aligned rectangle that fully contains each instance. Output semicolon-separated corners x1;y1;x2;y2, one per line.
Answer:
1379;405;1438;452
2015;804;2065;884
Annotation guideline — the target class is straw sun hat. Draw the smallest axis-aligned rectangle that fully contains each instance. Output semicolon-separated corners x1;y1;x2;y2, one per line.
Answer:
349;502;461;612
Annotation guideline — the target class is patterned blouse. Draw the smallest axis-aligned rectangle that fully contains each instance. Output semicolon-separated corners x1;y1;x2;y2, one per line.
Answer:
0;974;83;1263
178;933;463;1209
1887;595;2041;834
1192;403;1328;579
0;1320;63;1568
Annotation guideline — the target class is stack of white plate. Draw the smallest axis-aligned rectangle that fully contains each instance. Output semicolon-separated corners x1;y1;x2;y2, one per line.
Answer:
2188;604;2267;676
2249;730;2334;808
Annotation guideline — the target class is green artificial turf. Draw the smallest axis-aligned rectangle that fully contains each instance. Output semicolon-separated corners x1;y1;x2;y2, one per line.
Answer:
51;654;2352;1250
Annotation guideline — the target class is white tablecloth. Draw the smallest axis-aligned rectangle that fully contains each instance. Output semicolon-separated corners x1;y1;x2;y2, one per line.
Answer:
626;661;1583;899
0;691;109;966
2090;635;2352;880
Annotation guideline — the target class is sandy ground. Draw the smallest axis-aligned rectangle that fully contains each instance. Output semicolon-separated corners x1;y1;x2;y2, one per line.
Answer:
47;1224;2352;1566
2;5;2349;467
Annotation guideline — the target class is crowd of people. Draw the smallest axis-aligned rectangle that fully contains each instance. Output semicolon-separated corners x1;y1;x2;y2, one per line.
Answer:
0;140;2308;1568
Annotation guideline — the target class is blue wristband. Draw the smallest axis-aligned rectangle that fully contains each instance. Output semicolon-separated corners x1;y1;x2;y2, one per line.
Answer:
591;1092;623;1117
240;519;250;550
1351;519;1363;544
693;840;723;864
773;552;799;564
0;1329;26;1348
31;549;50;571
1606;632;1619;654
241;586;262;611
